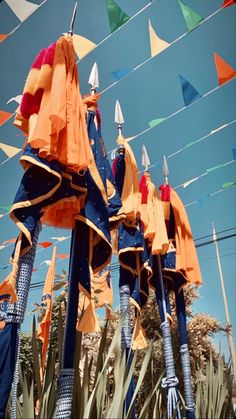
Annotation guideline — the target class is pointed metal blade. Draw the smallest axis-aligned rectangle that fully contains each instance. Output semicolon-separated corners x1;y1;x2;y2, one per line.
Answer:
115;100;124;125
88;62;99;90
142;145;151;171
162;155;169;179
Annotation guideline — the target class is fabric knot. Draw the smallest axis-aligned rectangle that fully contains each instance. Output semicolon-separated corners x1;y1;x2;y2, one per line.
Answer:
161;376;179;389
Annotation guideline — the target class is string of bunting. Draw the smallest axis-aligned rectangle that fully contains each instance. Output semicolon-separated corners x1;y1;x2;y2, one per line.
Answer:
1;1;235;167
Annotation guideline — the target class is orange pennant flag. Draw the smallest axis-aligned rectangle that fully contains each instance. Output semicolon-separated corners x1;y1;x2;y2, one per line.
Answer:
77;301;101;332
37;246;56;366
132;315;147;350
37;241;52;248
213;52;236;85
2;238;16;246
0;34;8;43
0;111;13;127
56;253;69;260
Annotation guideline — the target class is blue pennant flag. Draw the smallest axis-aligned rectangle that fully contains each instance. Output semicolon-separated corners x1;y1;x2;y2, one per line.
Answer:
112;68;132;80
179;75;202;106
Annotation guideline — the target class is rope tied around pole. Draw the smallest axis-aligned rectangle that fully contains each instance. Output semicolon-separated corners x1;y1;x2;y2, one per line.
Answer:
119;283;132;349
160;320;182;419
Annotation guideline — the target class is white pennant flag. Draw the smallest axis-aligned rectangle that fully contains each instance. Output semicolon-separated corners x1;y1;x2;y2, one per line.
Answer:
39;260;51;267
0;142;21;158
183;177;199;188
148;19;169;57
7;95;22;105
50;236;68;242
5;0;39;22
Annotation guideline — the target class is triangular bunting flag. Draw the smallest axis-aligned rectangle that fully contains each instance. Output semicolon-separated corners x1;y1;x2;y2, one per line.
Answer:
0;143;21;158
0;205;12;212
50;236;68;242
63;33;96;59
0;34;8;43
2;238;16;246
112;68;132;80
183;177;199;188
179;75;202;106
6;95;22;105
178;0;203;31
222;0;236;7
213;52;236;85
37;242;53;248
56;254;69;260
222;181;236;188
39;260;51;267
0;111;13;127
148;19;169;57
148;118;166;128
5;0;39;22
106;0;130;33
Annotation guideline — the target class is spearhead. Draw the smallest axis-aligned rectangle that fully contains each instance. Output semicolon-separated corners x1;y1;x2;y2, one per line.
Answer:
115;100;124;133
162;155;169;184
142;145;150;172
68;2;78;36
88;62;99;93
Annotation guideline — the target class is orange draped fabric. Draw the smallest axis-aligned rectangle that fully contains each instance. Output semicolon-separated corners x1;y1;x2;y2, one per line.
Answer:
170;189;203;285
116;135;140;220
14;35;92;173
139;172;169;254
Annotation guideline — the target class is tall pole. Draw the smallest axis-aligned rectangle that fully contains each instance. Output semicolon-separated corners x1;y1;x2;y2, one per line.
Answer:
212;222;236;382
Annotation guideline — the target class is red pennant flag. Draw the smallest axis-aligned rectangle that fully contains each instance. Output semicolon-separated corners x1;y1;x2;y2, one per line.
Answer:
214;52;236;85
0;34;8;43
0;111;13;127
222;0;236;7
56;254;69;260
37;242;52;248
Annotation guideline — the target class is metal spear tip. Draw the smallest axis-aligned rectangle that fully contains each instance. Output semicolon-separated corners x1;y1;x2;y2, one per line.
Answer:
162;155;169;182
142;144;150;171
68;2;78;36
115;100;124;125
88;62;99;91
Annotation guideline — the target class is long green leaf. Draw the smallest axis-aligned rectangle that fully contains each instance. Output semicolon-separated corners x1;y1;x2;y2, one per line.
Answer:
83;317;124;418
31;316;42;400
138;371;164;419
125;342;153;419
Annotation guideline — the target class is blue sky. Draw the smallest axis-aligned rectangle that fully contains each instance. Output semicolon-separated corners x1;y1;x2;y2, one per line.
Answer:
0;0;235;360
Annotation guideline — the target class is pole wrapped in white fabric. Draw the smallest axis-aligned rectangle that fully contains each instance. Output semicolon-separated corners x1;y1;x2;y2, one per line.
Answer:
119;284;132;349
55;368;75;419
7;223;42;323
180;344;195;417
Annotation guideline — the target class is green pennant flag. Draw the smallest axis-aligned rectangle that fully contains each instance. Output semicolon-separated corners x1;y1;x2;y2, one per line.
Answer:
106;0;130;33
183;141;195;149
178;0;203;31
0;205;12;211
222;181;236;189
206;164;224;173
148;118;165;128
